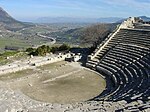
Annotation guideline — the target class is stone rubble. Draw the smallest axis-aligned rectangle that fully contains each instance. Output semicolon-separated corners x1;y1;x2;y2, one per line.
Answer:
0;88;149;112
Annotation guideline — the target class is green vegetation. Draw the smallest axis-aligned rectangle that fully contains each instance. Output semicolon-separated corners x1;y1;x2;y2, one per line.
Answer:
0;51;28;65
58;44;70;51
48;23;117;47
0;51;18;65
0;51;18;57
0;36;53;52
50;46;59;53
35;45;50;56
26;48;36;54
26;43;70;56
0;37;29;49
19;26;52;34
0;57;10;65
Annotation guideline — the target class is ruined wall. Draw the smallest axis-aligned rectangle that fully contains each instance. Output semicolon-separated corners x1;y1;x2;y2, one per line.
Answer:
0;53;71;75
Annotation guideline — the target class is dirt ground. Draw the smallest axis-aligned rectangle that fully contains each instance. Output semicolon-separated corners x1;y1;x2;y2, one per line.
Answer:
0;61;106;104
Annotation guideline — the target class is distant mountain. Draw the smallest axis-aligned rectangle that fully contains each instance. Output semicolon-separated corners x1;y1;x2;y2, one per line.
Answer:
0;7;33;31
35;17;123;23
139;16;150;22
97;17;124;23
0;7;18;24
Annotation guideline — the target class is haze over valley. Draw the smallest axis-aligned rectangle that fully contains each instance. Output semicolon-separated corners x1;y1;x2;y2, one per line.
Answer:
0;0;150;112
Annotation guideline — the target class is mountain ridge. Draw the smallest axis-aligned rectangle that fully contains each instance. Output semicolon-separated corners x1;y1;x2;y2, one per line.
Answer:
0;7;33;31
35;17;124;23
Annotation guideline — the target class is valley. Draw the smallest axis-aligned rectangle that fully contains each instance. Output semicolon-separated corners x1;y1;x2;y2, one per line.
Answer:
1;4;150;112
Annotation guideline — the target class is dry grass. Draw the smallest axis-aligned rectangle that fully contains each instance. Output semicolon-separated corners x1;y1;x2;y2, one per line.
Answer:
0;69;34;81
0;61;106;104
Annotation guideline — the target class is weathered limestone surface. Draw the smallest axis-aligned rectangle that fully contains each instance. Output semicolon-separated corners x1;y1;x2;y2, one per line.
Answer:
0;53;71;75
0;87;149;112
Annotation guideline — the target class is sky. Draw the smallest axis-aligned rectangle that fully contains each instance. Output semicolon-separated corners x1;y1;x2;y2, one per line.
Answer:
0;0;150;21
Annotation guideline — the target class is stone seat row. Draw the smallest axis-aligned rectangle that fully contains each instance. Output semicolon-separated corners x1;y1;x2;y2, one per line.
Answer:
94;29;150;60
86;21;150;111
86;28;150;70
135;25;150;30
93;44;150;102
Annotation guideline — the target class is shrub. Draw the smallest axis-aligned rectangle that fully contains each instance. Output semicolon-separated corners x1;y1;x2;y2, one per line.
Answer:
51;46;59;53
26;44;70;56
58;44;70;51
26;48;35;53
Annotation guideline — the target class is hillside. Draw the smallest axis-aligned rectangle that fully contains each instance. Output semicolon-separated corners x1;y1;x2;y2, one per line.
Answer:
0;7;118;50
0;7;33;31
48;23;117;46
77;23;117;44
0;7;18;23
0;7;56;52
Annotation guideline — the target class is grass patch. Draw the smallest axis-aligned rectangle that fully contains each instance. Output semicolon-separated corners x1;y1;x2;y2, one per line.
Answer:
0;37;29;49
0;36;53;52
0;51;27;65
0;57;10;65
0;51;19;57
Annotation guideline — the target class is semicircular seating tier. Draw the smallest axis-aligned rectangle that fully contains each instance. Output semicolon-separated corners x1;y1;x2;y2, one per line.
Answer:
86;23;150;103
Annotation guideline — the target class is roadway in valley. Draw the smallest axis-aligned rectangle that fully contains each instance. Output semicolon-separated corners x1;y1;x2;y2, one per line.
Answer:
36;33;56;46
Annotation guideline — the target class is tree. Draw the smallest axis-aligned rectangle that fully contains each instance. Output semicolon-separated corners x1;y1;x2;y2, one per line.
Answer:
51;46;58;53
35;47;45;56
33;45;51;56
58;44;70;51
25;44;71;56
26;48;35;53
46;46;51;53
